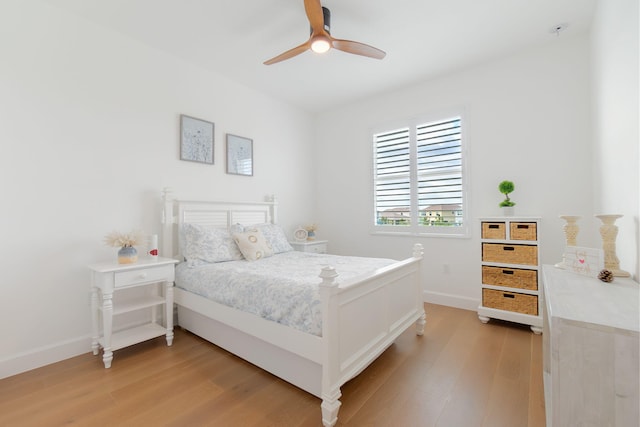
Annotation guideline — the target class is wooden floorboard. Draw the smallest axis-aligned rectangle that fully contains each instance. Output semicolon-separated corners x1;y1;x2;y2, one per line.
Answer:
0;304;545;426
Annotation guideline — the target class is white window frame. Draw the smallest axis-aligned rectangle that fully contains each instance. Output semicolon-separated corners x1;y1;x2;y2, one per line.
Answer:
371;110;470;238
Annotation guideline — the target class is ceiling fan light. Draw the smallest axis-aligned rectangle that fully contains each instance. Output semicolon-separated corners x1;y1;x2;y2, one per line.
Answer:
311;37;331;54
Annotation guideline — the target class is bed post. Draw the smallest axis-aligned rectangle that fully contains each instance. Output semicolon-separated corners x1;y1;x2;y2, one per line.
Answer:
161;187;175;258
412;243;426;336
267;194;278;224
319;266;341;427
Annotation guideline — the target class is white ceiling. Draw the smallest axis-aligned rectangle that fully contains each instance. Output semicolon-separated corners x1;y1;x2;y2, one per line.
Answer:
41;0;596;113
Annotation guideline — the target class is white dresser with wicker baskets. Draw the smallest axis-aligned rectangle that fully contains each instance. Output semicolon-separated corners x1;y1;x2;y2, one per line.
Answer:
477;217;542;334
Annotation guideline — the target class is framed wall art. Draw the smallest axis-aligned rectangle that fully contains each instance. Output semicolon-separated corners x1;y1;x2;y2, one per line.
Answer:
226;134;253;176
180;114;214;164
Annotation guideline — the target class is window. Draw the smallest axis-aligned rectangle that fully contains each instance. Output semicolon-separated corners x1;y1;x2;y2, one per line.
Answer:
373;114;467;236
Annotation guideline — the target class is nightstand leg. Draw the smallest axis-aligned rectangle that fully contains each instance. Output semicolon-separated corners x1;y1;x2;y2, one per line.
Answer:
165;281;174;346
102;292;114;368
91;287;100;355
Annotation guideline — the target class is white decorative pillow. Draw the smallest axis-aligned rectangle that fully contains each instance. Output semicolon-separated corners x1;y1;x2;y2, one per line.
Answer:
180;223;244;265
233;228;274;261
245;223;293;253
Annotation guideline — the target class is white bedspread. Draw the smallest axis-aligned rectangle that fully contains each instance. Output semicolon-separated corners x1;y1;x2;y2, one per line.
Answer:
175;251;395;336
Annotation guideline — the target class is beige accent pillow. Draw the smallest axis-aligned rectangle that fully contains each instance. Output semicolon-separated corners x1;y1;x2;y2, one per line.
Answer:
233;228;274;261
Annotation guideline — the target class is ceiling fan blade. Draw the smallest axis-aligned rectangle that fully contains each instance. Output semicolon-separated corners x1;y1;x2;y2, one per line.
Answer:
263;40;311;65
332;38;386;60
304;0;325;34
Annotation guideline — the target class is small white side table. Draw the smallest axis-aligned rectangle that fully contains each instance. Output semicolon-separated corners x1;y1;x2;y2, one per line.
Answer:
290;240;328;254
89;257;178;368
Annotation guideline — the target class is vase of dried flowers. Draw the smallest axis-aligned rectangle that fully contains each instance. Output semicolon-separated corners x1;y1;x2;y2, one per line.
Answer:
305;224;317;241
104;230;142;264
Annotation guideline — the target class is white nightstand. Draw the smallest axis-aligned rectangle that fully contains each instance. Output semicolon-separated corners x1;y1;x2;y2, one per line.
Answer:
290;240;328;254
89;257;179;368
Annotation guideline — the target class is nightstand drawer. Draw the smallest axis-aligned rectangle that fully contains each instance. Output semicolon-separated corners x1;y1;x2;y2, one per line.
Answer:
482;288;538;316
482;266;537;290
290;240;328;254
306;243;326;253
482;243;537;265
114;265;174;288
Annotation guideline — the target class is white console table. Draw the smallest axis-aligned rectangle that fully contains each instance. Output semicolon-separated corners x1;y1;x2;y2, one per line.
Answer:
542;265;639;427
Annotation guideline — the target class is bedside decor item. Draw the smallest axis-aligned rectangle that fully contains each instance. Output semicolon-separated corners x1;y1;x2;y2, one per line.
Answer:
293;227;308;242
226;134;253;176
554;215;581;268
595;214;630;277
598;269;614;283
180;114;214;164
563;246;604;277
498;180;515;216
148;234;158;259
305;223;317;240
104;230;142;264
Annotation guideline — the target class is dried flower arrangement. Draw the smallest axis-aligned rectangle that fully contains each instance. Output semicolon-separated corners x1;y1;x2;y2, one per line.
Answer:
304;224;318;233
103;230;143;248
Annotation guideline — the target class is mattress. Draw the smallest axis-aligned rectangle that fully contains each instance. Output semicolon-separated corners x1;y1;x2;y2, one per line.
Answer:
175;251;395;336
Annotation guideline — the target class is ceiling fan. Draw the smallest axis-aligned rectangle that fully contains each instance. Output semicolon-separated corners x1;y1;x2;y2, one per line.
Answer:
264;0;386;65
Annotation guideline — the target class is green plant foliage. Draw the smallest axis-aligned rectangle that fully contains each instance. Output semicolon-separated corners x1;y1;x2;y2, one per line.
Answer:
498;180;515;207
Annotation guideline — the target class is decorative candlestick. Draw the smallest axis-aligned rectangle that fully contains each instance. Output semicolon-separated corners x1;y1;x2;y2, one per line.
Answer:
595;214;630;277
555;215;581;268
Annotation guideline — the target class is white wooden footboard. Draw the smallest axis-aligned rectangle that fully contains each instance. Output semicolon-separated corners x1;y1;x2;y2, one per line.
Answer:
319;244;425;426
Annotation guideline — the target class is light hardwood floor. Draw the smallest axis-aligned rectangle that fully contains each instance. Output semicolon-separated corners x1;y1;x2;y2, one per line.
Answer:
0;304;545;426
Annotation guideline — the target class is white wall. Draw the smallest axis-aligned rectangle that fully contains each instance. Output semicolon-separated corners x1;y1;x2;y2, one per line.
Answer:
0;1;316;377
591;0;639;280
314;34;594;309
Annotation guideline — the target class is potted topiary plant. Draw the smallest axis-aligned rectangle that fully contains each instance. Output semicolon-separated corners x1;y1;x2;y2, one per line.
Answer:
498;180;515;216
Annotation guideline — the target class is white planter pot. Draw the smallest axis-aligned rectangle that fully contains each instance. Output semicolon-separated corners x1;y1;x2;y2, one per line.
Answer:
501;206;515;216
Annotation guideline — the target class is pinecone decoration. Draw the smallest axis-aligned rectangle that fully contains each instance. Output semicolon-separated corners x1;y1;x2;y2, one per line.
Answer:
598;269;614;283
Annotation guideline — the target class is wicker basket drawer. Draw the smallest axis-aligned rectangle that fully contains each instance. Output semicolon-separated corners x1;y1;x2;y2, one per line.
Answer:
482;243;537;265
510;222;537;241
482;222;506;239
482;288;538;315
482;266;538;290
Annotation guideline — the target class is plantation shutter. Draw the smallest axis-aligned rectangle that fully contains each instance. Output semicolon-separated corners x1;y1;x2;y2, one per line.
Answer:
373;127;412;226
416;117;463;226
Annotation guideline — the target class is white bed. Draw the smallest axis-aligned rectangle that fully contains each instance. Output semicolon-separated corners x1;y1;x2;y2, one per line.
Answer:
161;189;426;426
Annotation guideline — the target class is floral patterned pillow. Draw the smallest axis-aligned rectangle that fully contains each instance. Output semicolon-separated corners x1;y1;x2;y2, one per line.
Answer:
244;223;293;253
232;228;274;261
180;223;244;266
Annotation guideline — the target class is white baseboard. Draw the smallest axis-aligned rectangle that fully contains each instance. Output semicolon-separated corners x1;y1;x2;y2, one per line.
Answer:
2;295;478;380
424;290;479;311
0;335;92;380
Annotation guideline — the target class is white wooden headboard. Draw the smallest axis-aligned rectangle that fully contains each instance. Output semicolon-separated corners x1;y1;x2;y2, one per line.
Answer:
161;188;278;259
